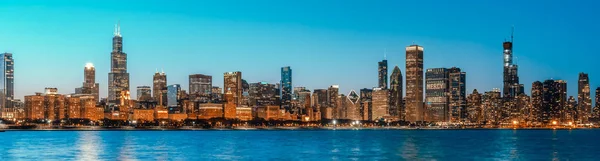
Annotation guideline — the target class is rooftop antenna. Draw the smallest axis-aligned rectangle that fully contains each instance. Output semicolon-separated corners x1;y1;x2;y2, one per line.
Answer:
511;25;514;43
384;48;387;60
114;20;121;37
161;68;164;74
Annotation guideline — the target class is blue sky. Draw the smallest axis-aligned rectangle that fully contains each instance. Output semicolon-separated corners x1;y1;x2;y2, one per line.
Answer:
0;0;599;102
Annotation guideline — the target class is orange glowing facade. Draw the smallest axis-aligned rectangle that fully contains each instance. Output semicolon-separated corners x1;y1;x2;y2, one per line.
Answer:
236;106;252;121
198;103;223;119
133;109;155;122
224;91;236;119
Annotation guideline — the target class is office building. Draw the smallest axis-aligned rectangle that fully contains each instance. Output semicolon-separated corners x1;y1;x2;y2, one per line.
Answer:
136;86;152;101
378;59;388;89
406;44;424;122
0;53;14;114
224;71;242;106
578;73;591;122
153;71;167;106
108;23;130;104
372;88;389;120
281;66;292;110
189;74;212;102
448;67;466;122
502;30;524;98
425;68;449;122
167;84;181;113
390;66;403;119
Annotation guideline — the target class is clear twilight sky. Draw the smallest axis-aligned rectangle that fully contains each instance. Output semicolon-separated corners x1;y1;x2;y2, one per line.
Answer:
0;0;598;102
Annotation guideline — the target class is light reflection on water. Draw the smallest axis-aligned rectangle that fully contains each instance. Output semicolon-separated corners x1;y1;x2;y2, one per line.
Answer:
1;129;600;160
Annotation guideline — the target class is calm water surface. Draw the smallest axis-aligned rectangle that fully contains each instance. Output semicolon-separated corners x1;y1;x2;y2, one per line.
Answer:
1;129;599;160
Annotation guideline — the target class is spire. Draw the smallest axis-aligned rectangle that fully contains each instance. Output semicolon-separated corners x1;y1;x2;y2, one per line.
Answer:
511;25;514;43
114;20;121;37
384;48;387;60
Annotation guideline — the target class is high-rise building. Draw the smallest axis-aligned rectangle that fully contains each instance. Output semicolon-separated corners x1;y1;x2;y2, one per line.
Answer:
167;84;181;113
466;89;482;124
425;68;449;122
313;89;328;119
136;86;152;101
360;88;373;121
153;71;167;106
405;44;424;122
224;71;242;106
189;74;212;102
81;63;99;102
211;86;222;102
448;67;466;122
541;80;567;124
372;88;389;120
328;85;339;119
346;90;361;120
281;66;292;110
378;59;388;89
390;66;403;119
189;74;212;95
0;53;14;112
502;30;524;98
531;81;543;124
578;73;591;123
248;82;279;106
482;89;502;124
108;23;130;104
594;87;600;118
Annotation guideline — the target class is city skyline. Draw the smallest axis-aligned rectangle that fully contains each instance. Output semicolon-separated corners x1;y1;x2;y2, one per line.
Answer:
1;0;599;101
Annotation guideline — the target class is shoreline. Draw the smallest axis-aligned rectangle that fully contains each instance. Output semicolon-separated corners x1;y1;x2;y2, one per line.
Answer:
1;126;595;131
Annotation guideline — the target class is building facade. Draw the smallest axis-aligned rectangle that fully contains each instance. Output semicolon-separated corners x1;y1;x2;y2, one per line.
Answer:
405;45;424;122
0;53;14;114
448;67;466;122
153;71;167;106
425;68;449;122
136;86;152;101
502;34;524;98
578;73;591;123
281;66;292;110
378;59;388;89
224;71;243;106
108;23;130;104
189;74;212;102
390;66;403;119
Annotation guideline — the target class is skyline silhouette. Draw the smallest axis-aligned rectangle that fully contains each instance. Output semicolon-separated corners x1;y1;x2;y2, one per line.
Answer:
0;0;598;101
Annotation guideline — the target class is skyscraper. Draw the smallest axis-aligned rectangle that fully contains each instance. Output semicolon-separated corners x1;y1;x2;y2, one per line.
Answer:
189;74;212;102
578;73;591;123
0;53;14;111
224;71;242;106
389;66;403;118
425;68;449;122
448;67;466;122
502;29;524;98
466;89;482;124
372;88;389;120
328;85;339;119
359;88;373;121
82;63;99;102
378;59;388;89
594;87;600;118
346;90;361;120
167;84;181;113
153;71;167;106
405;45;424;122
108;23;130;104
248;82;279;106
281;66;292;110
136;86;152;101
541;80;567;124
531;81;543;123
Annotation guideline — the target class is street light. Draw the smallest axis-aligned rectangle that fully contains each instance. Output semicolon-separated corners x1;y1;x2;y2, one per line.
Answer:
552;121;557;125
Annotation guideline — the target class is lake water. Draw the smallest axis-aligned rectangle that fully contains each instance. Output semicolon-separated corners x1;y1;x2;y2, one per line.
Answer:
1;129;599;160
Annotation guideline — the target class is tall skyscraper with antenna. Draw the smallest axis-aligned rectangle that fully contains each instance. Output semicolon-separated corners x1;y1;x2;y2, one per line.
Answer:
108;22;130;104
378;51;388;89
502;27;524;98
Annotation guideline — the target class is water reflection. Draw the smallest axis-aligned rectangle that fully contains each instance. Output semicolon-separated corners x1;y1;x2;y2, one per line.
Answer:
118;132;137;161
76;131;102;161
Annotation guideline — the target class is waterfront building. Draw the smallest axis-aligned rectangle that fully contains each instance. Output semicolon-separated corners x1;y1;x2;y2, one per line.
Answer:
594;87;600;118
281;66;292;111
167;84;182;113
502;30;524;98
189;74;212;102
328;85;339;119
108;23;130;104
578;73;591;123
372;88;389;120
136;86;152;101
405;44;424;122
346;90;361;120
153;71;167;106
541;79;567;124
224;71;243;106
236;106;252;121
0;53;14;116
133;109;155;122
248;82;279;106
390;66;403;119
378;59;388;89
224;91;236;119
425;68;449;122
530;81;543;124
197;103;223;120
81;63;99;102
466;89;482;124
482;89;502;124
448;67;466;122
360;88;373;121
